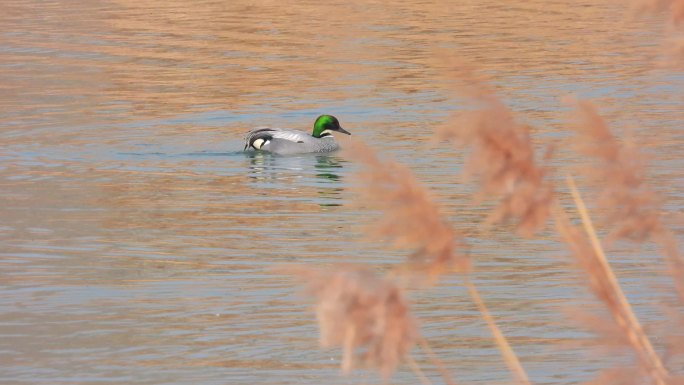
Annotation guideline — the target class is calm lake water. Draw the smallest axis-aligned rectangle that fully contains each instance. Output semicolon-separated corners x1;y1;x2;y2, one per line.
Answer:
1;1;683;384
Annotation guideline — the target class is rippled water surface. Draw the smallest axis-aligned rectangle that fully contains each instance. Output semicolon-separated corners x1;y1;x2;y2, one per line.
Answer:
2;1;683;384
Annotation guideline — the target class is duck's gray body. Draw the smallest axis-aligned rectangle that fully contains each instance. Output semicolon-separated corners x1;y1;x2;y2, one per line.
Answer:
245;128;340;155
244;115;350;155
244;128;341;155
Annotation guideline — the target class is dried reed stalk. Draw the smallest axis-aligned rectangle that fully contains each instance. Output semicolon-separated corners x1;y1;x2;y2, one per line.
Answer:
465;277;531;385
406;354;432;385
555;176;669;385
277;264;418;380
416;337;458;385
438;63;553;237
655;229;684;302
345;140;469;277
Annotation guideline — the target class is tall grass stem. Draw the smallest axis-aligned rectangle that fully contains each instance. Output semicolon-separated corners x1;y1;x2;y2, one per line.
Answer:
406;354;432;385
465;277;531;385
566;175;669;385
417;337;458;385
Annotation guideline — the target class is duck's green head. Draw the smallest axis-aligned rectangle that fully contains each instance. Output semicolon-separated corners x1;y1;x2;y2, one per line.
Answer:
312;115;351;138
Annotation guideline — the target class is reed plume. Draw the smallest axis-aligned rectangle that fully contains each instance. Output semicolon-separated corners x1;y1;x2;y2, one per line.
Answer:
633;0;684;26
345;140;469;277
437;64;553;237
675;0;684;25
669;38;684;62
278;264;418;380
571;100;661;242
570;99;684;301
632;0;684;66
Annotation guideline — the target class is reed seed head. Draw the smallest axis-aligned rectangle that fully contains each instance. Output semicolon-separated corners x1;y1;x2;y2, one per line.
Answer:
438;64;553;237
280;264;419;380
571;99;663;242
346;140;469;277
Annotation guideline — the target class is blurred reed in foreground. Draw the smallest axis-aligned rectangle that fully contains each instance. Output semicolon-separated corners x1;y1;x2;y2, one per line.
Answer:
277;94;682;384
275;265;418;380
346;139;529;385
632;0;684;65
569;99;684;302
632;0;684;26
344;141;469;278
437;63;554;238
276;9;683;385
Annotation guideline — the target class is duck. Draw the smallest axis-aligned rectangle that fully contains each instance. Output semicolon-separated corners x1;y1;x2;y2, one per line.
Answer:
244;114;351;155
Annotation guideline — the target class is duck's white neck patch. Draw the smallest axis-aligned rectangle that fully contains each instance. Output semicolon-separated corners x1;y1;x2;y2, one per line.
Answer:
320;129;333;137
253;138;270;149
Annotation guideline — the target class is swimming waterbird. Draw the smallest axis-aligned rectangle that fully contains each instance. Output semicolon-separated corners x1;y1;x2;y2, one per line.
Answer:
244;115;351;154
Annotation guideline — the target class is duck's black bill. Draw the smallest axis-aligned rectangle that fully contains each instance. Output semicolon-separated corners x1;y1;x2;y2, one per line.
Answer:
336;126;351;135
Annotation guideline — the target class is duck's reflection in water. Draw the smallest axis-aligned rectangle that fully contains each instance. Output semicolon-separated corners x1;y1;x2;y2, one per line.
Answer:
246;152;347;207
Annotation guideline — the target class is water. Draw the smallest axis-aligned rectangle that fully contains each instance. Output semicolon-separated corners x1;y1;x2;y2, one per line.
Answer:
1;1;683;384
